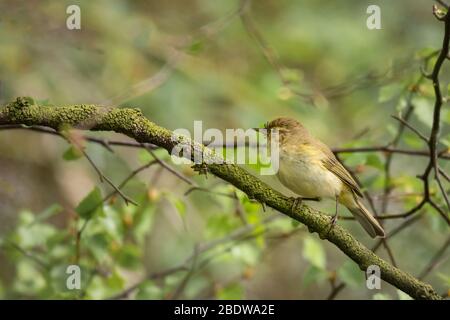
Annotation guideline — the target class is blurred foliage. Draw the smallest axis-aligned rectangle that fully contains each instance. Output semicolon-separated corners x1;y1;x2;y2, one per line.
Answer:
0;0;449;299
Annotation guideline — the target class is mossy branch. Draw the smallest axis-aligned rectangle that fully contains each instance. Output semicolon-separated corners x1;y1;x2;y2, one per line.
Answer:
0;97;442;300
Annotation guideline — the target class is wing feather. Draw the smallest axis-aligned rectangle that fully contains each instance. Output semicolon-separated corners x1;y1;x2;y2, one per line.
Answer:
315;140;363;198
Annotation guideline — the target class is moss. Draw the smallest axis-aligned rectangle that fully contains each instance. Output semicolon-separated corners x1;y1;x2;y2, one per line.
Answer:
5;98;100;128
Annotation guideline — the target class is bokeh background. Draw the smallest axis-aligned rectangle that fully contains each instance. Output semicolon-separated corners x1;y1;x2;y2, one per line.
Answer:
0;0;448;299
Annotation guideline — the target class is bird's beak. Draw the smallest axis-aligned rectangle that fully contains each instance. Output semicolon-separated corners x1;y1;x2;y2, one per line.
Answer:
252;127;261;132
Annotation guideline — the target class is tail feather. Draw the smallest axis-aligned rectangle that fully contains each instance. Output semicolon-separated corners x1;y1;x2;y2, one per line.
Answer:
348;200;385;238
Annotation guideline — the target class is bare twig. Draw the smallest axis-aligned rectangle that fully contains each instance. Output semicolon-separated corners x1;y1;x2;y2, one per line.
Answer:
423;6;450;213
327;282;346;300
391;115;429;143
145;147;195;185
79;148;138;206
75;159;158;263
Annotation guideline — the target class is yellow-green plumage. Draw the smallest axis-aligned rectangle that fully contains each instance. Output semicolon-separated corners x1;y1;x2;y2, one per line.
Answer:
266;117;385;238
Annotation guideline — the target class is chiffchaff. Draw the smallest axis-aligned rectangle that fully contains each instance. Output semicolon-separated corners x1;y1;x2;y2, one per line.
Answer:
259;117;385;238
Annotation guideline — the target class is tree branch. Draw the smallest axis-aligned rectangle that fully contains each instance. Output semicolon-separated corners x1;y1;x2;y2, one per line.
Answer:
0;97;441;300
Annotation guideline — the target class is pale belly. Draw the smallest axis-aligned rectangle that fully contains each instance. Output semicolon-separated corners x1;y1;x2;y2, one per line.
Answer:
277;151;343;199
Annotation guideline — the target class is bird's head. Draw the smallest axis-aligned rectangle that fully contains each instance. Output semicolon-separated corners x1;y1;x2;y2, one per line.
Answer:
254;117;306;145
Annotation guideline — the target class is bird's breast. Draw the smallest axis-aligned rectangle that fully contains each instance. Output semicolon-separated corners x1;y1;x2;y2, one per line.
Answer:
277;148;343;198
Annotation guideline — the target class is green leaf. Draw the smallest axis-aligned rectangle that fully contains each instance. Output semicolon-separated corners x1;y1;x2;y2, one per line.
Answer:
205;213;239;239
86;233;110;262
242;198;261;214
302;265;327;287
75;187;103;220
62;146;83;161
136;281;163;299
340;152;367;167
17;222;57;249
107;269;125;291
337;261;365;288
18;210;35;225
13;261;46;295
366;154;384;170
115;244;141;269
188;40;204;54
303;236;326;269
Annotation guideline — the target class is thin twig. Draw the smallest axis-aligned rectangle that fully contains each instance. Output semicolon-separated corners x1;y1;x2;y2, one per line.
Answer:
327;283;346;300
145;146;195;185
391;115;429;143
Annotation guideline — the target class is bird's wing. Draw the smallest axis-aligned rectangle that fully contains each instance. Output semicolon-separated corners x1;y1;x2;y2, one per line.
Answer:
316;140;364;198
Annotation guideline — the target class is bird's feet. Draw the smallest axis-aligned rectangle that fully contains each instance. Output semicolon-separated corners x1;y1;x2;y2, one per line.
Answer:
330;213;338;226
327;209;339;235
191;163;209;178
290;197;302;213
289;196;321;213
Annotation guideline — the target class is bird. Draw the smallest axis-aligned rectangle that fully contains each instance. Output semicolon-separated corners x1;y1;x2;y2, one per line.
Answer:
258;117;385;238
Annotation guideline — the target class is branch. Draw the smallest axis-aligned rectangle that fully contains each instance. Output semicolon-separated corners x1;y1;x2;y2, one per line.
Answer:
0;97;441;300
425;6;450;212
391;115;429;143
333;145;450;160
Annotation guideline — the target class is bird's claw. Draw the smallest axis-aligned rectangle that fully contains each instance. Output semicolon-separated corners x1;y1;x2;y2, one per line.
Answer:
290;197;303;213
326;213;339;236
330;214;338;226
192;163;209;178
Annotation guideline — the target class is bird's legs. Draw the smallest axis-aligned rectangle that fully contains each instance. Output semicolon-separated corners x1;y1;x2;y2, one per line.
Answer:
327;196;339;235
289;196;321;213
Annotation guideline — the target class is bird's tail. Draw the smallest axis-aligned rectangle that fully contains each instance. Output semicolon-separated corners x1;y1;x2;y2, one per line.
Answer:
348;199;385;238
